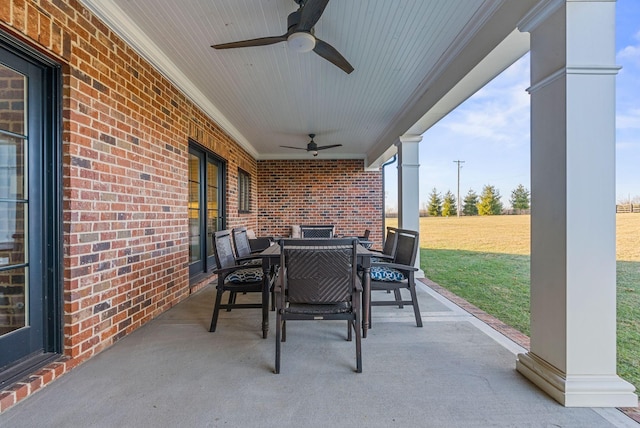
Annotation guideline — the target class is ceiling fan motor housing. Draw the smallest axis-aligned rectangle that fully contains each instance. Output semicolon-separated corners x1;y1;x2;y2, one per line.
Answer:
288;32;315;52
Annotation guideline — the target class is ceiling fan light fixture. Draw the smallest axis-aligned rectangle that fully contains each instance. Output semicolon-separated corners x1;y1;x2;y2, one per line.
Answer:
287;32;316;53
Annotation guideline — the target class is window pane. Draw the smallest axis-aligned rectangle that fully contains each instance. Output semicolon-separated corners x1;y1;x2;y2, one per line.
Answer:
0;65;26;135
206;159;219;258
0;201;27;268
0;134;26;200
0;266;27;335
188;154;201;265
189;234;201;264
206;160;218;188
206;215;216;258
238;169;250;212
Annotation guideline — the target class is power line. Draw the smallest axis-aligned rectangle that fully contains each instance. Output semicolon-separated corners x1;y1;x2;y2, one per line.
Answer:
453;160;465;217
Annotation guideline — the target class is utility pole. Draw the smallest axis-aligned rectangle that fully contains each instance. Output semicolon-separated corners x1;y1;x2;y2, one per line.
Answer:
453;160;465;217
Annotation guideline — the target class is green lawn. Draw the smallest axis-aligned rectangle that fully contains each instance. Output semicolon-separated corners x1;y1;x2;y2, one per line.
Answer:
387;215;640;392
422;249;531;335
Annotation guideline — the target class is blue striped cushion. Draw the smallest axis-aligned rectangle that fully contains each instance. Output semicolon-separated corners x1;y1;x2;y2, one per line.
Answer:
370;266;405;282
226;267;263;283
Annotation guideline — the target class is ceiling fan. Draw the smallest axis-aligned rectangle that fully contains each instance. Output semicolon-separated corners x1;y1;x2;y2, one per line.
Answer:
211;0;354;74
280;134;342;156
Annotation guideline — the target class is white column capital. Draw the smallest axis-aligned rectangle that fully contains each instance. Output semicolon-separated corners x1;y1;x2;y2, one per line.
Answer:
398;134;423;144
518;0;616;34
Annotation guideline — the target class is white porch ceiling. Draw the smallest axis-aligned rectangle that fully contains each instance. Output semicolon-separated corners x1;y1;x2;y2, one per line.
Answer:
81;0;536;167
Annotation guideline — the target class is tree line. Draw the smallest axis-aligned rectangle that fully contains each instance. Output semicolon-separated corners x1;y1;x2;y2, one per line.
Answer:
426;184;530;216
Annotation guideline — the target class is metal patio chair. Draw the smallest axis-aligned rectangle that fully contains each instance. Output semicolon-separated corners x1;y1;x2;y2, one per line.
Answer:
209;229;269;334
371;227;398;262
368;228;422;327
300;225;335;238
274;238;362;373
231;226;267;261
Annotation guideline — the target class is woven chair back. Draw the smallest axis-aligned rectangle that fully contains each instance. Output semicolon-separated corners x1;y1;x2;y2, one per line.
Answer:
232;227;252;258
300;225;335;239
393;229;419;271
281;239;357;304
212;230;236;269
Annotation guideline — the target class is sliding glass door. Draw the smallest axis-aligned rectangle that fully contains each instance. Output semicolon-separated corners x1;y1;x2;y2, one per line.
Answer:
188;143;225;280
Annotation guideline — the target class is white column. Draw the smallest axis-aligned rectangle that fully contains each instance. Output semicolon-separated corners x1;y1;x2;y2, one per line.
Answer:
516;0;637;407
397;135;421;271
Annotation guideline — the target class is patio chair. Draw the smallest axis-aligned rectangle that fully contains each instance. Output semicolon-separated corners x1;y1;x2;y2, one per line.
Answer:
369;228;422;327
357;229;372;249
233;226;278;310
368;226;400;303
359;229;371;240
231;227;265;261
371;227;398;262
248;234;273;253
300;225;335;238
209;229;269;333
274;238;362;373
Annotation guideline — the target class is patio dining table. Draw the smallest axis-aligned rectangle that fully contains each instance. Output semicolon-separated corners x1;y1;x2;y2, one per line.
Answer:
257;241;378;338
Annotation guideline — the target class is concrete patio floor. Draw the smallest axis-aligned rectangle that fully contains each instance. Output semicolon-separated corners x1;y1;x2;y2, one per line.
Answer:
1;281;636;427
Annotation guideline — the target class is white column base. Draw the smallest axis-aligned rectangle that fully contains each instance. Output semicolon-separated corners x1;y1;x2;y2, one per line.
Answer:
516;352;638;407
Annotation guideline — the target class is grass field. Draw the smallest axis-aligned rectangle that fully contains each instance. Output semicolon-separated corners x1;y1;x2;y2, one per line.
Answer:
386;214;640;392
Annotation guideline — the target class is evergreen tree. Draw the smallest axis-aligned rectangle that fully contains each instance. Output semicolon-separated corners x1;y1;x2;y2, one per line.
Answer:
442;190;457;217
427;188;442;217
462;189;479;216
510;184;530;210
477;184;503;215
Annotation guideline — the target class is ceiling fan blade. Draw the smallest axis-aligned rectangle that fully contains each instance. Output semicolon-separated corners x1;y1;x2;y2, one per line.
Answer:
316;144;342;150
212;35;287;49
280;145;309;150
313;39;354;74
297;0;330;32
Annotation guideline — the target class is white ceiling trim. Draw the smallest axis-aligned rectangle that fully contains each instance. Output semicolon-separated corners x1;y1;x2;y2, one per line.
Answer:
517;0;564;33
80;0;258;158
407;29;530;135
365;1;507;168
420;0;507;90
365;0;542;168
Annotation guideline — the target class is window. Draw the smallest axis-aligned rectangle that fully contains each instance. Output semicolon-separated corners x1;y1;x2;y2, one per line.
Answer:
238;169;251;213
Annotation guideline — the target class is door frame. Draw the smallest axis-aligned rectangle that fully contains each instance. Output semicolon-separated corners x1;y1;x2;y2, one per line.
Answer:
188;140;226;283
0;31;62;387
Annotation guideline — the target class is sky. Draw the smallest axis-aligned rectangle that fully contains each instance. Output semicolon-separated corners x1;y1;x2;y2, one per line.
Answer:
385;0;640;211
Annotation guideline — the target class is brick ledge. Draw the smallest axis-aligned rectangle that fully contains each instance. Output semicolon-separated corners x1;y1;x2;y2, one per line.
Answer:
0;356;76;414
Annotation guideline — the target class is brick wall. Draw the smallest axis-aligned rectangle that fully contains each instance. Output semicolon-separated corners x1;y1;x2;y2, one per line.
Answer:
257;159;383;248
0;0;258;412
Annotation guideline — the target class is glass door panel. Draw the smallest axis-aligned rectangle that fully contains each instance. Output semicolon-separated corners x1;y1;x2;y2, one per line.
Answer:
0;65;28;338
188;153;201;264
206;159;220;262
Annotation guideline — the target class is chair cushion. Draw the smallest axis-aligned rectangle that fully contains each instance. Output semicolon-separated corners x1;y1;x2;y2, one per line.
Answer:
226;267;263;283
370;266;405;282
